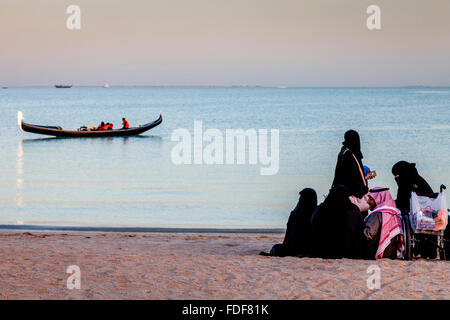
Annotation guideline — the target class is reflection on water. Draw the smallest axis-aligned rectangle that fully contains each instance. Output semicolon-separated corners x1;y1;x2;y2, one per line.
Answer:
21;137;61;143
21;135;162;144
16;140;24;208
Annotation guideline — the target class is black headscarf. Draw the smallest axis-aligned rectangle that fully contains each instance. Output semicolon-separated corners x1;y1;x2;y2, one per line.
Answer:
392;161;433;211
343;130;363;160
292;188;318;217
392;161;418;185
282;188;317;256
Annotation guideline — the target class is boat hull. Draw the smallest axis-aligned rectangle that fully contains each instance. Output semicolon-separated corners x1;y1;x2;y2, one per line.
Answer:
20;114;162;137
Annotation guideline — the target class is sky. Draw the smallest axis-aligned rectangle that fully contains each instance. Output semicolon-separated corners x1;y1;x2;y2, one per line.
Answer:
1;0;450;86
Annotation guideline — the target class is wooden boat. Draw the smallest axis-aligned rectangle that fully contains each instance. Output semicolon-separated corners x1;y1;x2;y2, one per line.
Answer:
55;85;72;88
17;111;162;137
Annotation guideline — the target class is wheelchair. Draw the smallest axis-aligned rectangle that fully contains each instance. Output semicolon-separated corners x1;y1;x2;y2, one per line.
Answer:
402;185;448;260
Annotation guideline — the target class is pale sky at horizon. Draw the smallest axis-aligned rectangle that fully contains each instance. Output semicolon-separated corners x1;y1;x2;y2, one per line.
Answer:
1;0;450;86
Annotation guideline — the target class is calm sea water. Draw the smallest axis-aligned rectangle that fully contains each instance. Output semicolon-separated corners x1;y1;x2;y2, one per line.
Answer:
0;87;449;229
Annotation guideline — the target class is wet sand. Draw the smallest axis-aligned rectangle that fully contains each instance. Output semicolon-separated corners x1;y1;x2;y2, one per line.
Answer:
0;231;449;299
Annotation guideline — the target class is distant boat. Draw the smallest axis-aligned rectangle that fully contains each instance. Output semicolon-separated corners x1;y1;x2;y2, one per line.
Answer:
2;87;7;89
55;84;72;88
103;83;110;88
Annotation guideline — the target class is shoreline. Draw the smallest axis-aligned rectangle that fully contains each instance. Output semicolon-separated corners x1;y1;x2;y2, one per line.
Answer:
0;224;284;234
1;230;449;299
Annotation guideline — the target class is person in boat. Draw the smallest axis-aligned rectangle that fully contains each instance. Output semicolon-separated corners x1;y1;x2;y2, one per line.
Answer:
261;188;318;257
364;187;403;259
104;122;114;130
332;130;369;199
97;122;106;130
391;161;433;212
310;185;368;259
122;118;130;129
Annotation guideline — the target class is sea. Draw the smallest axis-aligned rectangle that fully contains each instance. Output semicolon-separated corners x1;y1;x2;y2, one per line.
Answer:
0;87;449;230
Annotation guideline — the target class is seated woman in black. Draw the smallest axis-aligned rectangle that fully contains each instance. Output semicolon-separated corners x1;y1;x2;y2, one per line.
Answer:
310;185;368;259
332;130;369;199
262;188;317;257
392;161;450;259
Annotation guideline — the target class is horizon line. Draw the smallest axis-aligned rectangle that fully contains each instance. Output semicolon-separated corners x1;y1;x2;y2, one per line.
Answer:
2;85;450;88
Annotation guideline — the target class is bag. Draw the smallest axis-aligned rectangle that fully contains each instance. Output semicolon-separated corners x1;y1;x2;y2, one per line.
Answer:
409;191;448;232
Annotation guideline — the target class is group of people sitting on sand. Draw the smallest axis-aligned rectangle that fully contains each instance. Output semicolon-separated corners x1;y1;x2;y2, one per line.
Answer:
263;130;449;260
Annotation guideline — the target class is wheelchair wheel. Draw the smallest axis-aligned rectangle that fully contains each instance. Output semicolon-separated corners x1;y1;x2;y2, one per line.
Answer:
439;236;447;260
446;241;450;261
440;249;446;260
402;216;413;260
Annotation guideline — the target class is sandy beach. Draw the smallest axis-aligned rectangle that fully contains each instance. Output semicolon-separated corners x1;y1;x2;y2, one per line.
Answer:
0;230;449;300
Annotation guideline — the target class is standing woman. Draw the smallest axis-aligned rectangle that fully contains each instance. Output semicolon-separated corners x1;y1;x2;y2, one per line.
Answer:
332;130;369;198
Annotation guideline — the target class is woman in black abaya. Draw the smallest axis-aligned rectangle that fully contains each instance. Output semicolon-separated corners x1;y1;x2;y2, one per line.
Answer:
281;188;317;256
262;188;318;257
332;130;369;198
391;161;443;259
310;185;368;259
